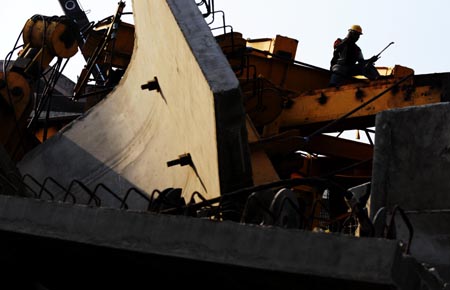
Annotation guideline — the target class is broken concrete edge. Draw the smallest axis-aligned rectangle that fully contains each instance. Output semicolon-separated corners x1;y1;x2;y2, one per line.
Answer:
370;102;450;285
166;0;253;193
166;0;239;93
0;194;425;287
371;102;450;217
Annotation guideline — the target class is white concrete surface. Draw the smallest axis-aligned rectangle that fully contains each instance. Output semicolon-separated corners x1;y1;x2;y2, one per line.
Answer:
17;0;250;203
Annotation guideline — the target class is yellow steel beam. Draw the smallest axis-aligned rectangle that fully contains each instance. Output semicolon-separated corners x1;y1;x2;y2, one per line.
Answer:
279;79;442;129
251;130;373;161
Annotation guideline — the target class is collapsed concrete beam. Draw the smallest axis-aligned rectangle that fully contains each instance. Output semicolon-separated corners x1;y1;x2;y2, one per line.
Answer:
371;102;450;283
17;0;252;205
0;194;422;289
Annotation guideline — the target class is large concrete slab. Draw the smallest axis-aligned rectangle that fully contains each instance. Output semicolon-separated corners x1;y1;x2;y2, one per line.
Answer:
371;102;450;282
0;194;423;289
17;0;252;205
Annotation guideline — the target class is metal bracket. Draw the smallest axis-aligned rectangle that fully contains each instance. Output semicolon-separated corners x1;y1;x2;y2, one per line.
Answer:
141;77;161;92
167;153;192;167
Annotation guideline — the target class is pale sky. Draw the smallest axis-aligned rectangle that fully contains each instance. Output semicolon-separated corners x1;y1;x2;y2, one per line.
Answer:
2;0;449;80
1;0;449;144
213;0;450;76
0;0;132;81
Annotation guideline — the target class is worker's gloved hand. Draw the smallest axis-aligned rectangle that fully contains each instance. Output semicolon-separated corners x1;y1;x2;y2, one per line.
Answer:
368;55;379;64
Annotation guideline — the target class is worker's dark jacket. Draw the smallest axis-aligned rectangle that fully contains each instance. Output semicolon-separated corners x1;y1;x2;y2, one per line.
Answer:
330;38;363;68
329;37;379;86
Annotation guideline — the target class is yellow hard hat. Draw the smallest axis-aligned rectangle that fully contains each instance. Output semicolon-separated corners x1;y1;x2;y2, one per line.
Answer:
349;24;363;34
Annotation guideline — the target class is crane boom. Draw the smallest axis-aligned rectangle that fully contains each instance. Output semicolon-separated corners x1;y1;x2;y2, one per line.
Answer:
58;0;106;82
58;0;90;36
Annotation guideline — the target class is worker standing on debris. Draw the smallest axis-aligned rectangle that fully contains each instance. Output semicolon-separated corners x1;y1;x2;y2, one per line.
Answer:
329;25;380;87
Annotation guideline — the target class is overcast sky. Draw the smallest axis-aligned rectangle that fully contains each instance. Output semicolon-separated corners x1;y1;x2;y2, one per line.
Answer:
2;0;449;81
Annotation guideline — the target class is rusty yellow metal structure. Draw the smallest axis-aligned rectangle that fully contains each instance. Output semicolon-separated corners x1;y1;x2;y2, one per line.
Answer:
0;15;80;161
22;16;79;59
20;15;79;74
278;66;442;131
0;71;33;161
216;32;450;192
215;32;450;234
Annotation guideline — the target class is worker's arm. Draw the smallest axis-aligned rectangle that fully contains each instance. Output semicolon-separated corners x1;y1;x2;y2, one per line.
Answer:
367;55;379;64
